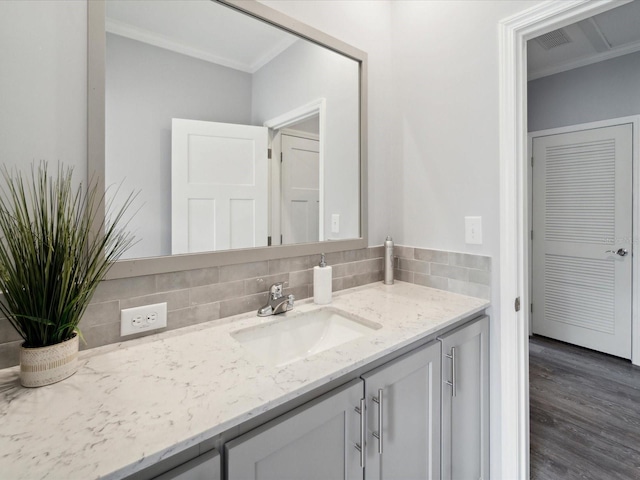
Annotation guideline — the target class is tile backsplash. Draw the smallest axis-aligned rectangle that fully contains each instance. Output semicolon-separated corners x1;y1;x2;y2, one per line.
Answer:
393;246;491;301
0;245;490;369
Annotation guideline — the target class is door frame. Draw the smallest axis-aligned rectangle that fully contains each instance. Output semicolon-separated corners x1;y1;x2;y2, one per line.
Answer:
264;99;327;243
528;117;640;348
497;1;635;479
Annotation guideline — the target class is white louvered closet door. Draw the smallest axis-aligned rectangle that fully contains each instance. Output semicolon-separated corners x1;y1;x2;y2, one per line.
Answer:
532;124;633;359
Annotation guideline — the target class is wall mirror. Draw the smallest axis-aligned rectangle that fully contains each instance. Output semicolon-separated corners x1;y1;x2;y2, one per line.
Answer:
88;0;368;278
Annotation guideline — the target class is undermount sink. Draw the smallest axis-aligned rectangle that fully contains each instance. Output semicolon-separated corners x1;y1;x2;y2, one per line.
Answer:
231;307;382;367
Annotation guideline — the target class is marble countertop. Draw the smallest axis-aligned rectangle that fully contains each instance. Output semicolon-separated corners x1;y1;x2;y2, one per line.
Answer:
0;281;488;480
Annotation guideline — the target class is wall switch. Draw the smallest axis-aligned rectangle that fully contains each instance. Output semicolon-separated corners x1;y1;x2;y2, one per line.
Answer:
465;216;482;245
331;214;340;233
121;302;167;336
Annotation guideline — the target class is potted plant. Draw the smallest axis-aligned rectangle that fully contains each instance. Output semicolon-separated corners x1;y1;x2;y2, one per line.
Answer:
0;163;135;387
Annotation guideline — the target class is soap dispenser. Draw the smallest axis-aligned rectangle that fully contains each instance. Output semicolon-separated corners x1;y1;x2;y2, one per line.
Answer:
314;253;332;305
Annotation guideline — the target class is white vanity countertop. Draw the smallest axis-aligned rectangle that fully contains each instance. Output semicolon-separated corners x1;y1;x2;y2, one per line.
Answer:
0;281;488;479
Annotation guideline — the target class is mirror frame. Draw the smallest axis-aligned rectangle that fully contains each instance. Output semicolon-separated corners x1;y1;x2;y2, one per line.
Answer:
88;0;368;279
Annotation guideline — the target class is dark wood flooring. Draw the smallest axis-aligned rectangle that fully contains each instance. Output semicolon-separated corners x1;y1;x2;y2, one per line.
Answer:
530;335;640;480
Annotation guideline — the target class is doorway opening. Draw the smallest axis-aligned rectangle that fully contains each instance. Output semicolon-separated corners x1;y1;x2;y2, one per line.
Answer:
498;0;638;478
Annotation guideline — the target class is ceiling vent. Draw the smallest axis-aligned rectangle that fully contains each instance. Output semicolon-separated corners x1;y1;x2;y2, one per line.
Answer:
536;29;572;50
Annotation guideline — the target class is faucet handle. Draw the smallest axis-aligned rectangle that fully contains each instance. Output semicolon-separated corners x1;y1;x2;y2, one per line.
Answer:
269;282;284;299
286;294;295;311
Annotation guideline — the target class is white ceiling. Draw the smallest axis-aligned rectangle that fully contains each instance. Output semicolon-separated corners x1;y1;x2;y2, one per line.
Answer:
528;0;640;80
106;0;298;73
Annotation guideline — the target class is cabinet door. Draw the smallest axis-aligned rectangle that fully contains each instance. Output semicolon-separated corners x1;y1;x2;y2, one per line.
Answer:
439;316;489;480
362;341;442;480
153;449;220;480
226;379;364;480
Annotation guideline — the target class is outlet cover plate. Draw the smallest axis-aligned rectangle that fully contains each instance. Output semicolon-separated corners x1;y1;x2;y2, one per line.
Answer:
121;302;167;336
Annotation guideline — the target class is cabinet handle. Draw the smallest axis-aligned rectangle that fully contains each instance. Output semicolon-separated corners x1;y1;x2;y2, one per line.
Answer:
354;398;366;468
372;388;383;454
445;347;457;397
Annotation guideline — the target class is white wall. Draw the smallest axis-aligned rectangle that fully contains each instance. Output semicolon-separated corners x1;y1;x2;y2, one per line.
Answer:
528;51;640;132
106;34;252;259
252;40;360;240
260;0;395;247
0;1;87;185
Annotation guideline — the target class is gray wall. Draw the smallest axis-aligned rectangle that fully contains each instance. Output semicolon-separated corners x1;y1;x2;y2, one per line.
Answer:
528;51;640;132
0;0;87;184
252;40;360;240
106;34;253;259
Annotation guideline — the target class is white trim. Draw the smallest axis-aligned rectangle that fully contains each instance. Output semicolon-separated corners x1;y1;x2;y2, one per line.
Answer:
105;17;297;74
498;1;632;479
264;99;327;242
528;116;640;364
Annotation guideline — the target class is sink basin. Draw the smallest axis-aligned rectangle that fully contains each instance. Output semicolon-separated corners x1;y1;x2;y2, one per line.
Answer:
231;308;382;367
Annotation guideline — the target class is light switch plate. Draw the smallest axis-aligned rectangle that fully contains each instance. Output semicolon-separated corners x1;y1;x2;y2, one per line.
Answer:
331;214;340;233
465;216;482;245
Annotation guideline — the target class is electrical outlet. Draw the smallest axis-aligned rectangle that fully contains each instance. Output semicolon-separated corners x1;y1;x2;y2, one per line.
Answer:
121;302;167;336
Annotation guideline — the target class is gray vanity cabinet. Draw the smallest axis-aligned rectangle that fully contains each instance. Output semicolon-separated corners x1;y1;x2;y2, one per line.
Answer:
154;449;220;480
226;378;363;480
438;316;489;480
362;341;442;480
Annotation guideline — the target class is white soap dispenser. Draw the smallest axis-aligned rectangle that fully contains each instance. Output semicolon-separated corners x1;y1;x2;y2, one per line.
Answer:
314;253;332;305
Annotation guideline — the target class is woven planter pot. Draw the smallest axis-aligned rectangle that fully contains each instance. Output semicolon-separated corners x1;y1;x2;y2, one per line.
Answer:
19;334;79;387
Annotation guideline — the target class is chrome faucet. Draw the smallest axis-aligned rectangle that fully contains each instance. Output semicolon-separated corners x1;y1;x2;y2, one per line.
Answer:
257;282;295;317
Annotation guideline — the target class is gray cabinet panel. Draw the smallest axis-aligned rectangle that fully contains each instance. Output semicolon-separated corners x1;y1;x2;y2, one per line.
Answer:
439;316;489;480
226;379;363;480
153;449;220;480
362;341;442;480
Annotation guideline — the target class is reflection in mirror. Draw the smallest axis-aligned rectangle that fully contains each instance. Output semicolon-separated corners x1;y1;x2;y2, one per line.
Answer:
105;0;360;260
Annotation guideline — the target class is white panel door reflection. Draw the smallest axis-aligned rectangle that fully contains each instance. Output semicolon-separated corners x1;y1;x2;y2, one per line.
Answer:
171;119;268;254
281;134;320;245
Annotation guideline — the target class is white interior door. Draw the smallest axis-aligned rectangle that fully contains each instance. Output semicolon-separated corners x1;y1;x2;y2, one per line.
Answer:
281;134;320;245
171;119;268;254
532;123;633;358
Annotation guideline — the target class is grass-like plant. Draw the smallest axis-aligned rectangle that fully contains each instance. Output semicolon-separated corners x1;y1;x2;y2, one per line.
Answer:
0;163;135;348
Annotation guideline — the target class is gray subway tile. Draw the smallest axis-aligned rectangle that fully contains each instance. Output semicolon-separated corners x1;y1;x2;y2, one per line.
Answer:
323;251;344;265
449;252;491;271
367;246;384;259
188;267;219;288
81;322;123;350
92;275;156;303
342;249;369;263
398;258;429;275
156;271;190;292
0;317;22;344
430;263;468;282
394;269;414;283
394;245;415;259
190;280;245;306
168;303;221;330
414;248;449;264
81;300;120;329
245;274;289;295
414;274;448;290
289;269;313;287
220;292;269;318
332;262;358;279
268;256;311;274
121;290;189;312
0;340;21;369
219;261;268;282
469;269;491;286
448;279;491;300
